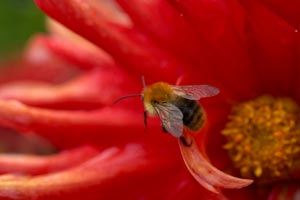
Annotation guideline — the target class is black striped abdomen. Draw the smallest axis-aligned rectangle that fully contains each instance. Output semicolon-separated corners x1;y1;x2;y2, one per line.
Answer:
172;97;205;131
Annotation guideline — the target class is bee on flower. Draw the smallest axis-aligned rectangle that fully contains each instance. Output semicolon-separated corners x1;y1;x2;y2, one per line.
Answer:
115;77;220;146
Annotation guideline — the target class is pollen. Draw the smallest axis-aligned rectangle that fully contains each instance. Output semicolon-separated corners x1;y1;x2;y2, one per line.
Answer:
222;95;300;184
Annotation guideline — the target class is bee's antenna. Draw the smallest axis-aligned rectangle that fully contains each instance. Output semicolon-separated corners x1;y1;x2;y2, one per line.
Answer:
114;94;141;104
115;76;146;104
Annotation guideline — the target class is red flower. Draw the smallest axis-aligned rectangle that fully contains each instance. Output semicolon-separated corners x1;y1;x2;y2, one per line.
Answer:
0;0;299;199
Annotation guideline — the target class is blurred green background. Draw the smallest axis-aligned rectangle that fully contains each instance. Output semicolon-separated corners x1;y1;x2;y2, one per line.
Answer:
0;0;45;60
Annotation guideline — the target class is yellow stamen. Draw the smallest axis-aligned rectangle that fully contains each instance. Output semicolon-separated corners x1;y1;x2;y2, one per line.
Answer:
222;95;300;184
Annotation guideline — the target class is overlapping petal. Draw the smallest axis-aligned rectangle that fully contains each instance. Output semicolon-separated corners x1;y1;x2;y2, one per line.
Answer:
0;99;153;148
38;34;115;70
0;143;182;200
0;67;136;109
0;0;298;199
179;132;252;193
34;0;185;83
0;146;99;175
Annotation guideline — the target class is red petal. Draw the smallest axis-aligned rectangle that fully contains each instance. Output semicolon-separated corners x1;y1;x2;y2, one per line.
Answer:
241;0;298;96
0;146;98;175
258;0;300;29
179;132;253;193
0;67;137;110
116;0;206;66
0;100;151;148
39;34;116;70
0;143;179;200
34;0;183;82
169;0;261;101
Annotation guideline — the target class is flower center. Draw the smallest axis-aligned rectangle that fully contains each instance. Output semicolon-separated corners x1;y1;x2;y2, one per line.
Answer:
222;95;300;184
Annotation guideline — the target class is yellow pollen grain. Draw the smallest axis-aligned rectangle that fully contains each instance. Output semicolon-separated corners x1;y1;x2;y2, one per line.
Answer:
222;95;300;184
234;134;244;142
254;167;263;177
244;145;251;153
274;151;283;158
274;131;283;138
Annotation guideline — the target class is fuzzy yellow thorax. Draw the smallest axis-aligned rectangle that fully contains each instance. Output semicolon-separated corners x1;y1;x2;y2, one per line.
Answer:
142;82;173;115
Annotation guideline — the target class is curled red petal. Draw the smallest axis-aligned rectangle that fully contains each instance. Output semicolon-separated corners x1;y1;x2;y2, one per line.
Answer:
34;0;183;82
0;143;179;200
179;132;253;193
0;146;99;175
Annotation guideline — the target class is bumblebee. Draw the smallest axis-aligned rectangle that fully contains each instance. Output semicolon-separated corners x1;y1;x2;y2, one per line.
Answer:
115;78;220;146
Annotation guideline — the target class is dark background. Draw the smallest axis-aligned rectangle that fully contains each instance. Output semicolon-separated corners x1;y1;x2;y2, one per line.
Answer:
0;0;45;60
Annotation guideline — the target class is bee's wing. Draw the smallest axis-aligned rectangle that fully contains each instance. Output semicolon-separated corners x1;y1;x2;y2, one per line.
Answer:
171;85;220;100
153;102;183;138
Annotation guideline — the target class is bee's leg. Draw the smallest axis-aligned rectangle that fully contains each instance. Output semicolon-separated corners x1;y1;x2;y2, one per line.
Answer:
143;110;147;127
162;125;168;133
180;136;192;147
143;110;147;130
